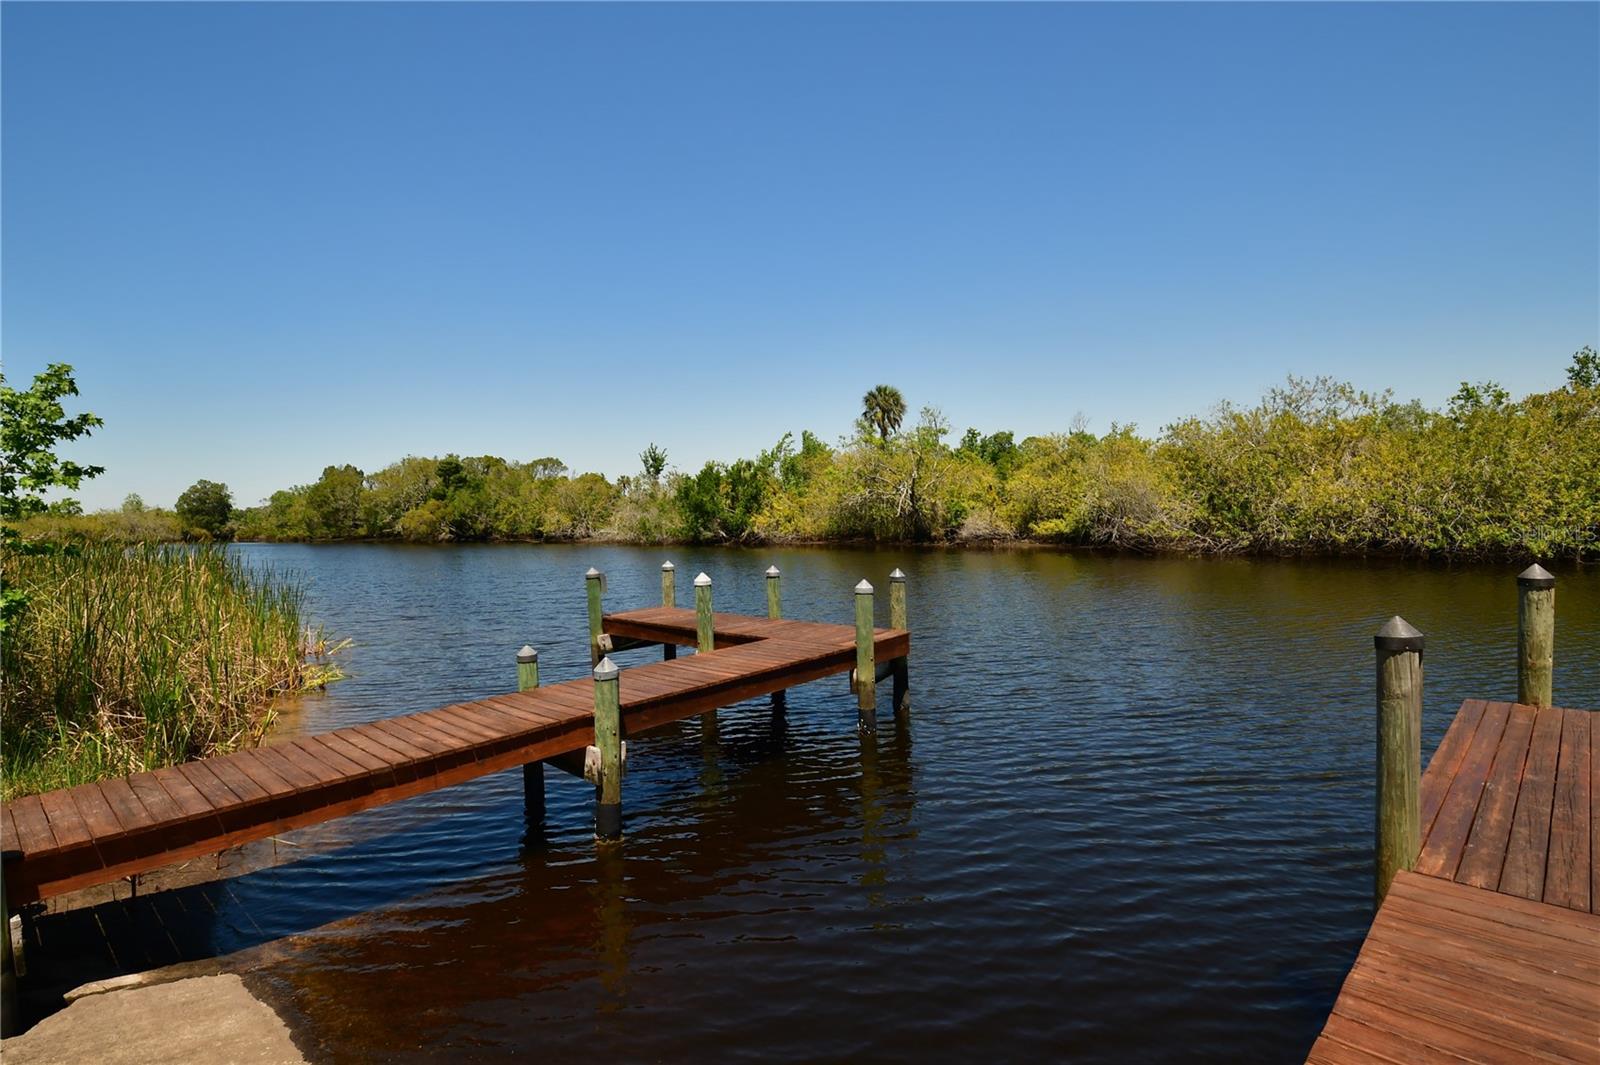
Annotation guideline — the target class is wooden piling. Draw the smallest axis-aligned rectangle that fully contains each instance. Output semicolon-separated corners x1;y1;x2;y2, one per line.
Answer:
767;566;786;710
586;567;605;666
517;645;545;826
1374;615;1423;906
1;851;17;1038
695;572;714;654
855;579;877;734
661;561;677;660
1517;564;1555;708
593;656;622;840
889;568;909;716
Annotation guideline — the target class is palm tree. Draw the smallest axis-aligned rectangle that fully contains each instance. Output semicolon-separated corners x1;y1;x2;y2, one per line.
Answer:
861;385;907;443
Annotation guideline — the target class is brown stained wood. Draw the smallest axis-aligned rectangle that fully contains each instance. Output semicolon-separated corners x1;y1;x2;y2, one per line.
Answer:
149;766;219;820
1420;702;1489;842
65;784;126;842
1545;710;1592;912
2;606;912;904
1415;701;1512;879
36;789;97;849
1;806;21;853
1500;706;1566;901
1455;704;1536;890
1593;720;1599;915
1307;870;1600;1065
125;773;187;827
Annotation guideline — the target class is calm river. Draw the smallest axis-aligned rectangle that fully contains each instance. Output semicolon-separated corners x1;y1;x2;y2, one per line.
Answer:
150;546;1600;1060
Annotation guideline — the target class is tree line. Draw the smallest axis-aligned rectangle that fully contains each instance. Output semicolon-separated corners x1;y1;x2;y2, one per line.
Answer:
21;348;1600;559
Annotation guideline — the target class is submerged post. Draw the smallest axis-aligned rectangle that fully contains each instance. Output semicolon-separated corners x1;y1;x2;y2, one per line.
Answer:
695;572;714;654
856;579;877;734
889;568;909;716
517;645;545;826
593;656;622;840
661;561;677;660
1517;564;1555;708
586;567;605;666
1374;616;1424;906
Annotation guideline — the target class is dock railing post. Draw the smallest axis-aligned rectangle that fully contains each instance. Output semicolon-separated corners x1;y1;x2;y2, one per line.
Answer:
661;561;677;660
1517;564;1555;708
1374;616;1424;906
593;656;623;840
856;579;877;735
889;568;909;716
767;566;786;711
517;646;545;827
586;567;605;666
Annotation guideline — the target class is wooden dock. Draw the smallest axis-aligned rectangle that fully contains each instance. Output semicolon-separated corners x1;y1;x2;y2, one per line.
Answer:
1307;699;1599;1064
0;603;908;907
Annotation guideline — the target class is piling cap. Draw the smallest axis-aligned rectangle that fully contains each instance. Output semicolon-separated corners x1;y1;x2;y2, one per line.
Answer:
855;578;874;594
517;645;538;664
1517;563;1555;589
586;567;602;579
593;656;619;681
694;572;712;587
661;560;675;571
766;565;780;577
1374;615;1425;652
890;568;906;582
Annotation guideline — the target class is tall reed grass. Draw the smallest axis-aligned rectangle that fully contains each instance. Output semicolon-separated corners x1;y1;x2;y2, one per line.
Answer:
1;543;339;799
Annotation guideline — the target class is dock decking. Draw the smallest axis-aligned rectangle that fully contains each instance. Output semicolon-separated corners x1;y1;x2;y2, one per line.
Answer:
1307;700;1599;1064
0;607;909;906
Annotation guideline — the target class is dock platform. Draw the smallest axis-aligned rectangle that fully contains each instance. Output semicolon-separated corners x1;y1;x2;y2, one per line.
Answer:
1307;700;1599;1063
1;606;908;906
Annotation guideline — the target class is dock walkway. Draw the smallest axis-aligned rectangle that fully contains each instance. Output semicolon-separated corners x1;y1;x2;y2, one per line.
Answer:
1307;700;1599;1064
1;606;908;906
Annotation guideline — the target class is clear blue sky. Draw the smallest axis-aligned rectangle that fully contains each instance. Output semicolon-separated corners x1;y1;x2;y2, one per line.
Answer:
4;2;1596;511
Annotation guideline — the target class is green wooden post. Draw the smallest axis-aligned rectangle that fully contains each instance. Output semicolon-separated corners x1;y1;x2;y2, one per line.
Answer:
767;566;786;710
1;852;17;1038
586;567;604;666
593;656;623;840
889;568;909;716
661;561;677;660
1374;616;1423;906
517;645;545;826
695;572;714;654
855;579;877;734
694;572;718;736
1517;564;1555;708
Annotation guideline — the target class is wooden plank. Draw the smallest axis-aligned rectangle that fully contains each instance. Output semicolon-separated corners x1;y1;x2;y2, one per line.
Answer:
6;796;57;855
1593;715;1599;915
1500;705;1566;901
187;758;266;806
149;765;220;820
43;784;112;846
1415;701;1511;879
1455;704;1536;890
1;805;21;853
1545;709;1592;912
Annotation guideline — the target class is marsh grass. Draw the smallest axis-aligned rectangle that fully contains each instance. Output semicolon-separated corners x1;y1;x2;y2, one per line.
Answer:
1;542;340;799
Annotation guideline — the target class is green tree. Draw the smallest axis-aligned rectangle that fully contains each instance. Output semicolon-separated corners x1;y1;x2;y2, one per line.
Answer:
862;384;907;443
305;464;365;538
0;363;105;629
640;443;668;483
122;493;146;513
175;480;234;539
1568;345;1599;390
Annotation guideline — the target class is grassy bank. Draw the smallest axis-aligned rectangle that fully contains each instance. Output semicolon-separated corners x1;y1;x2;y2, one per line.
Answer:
0;543;338;800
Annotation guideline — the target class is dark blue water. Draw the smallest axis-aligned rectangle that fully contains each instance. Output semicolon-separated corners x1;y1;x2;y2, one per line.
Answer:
123;546;1600;1060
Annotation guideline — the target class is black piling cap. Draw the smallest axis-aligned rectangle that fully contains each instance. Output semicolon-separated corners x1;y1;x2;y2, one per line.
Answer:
1517;563;1555;590
1374;615;1425;653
